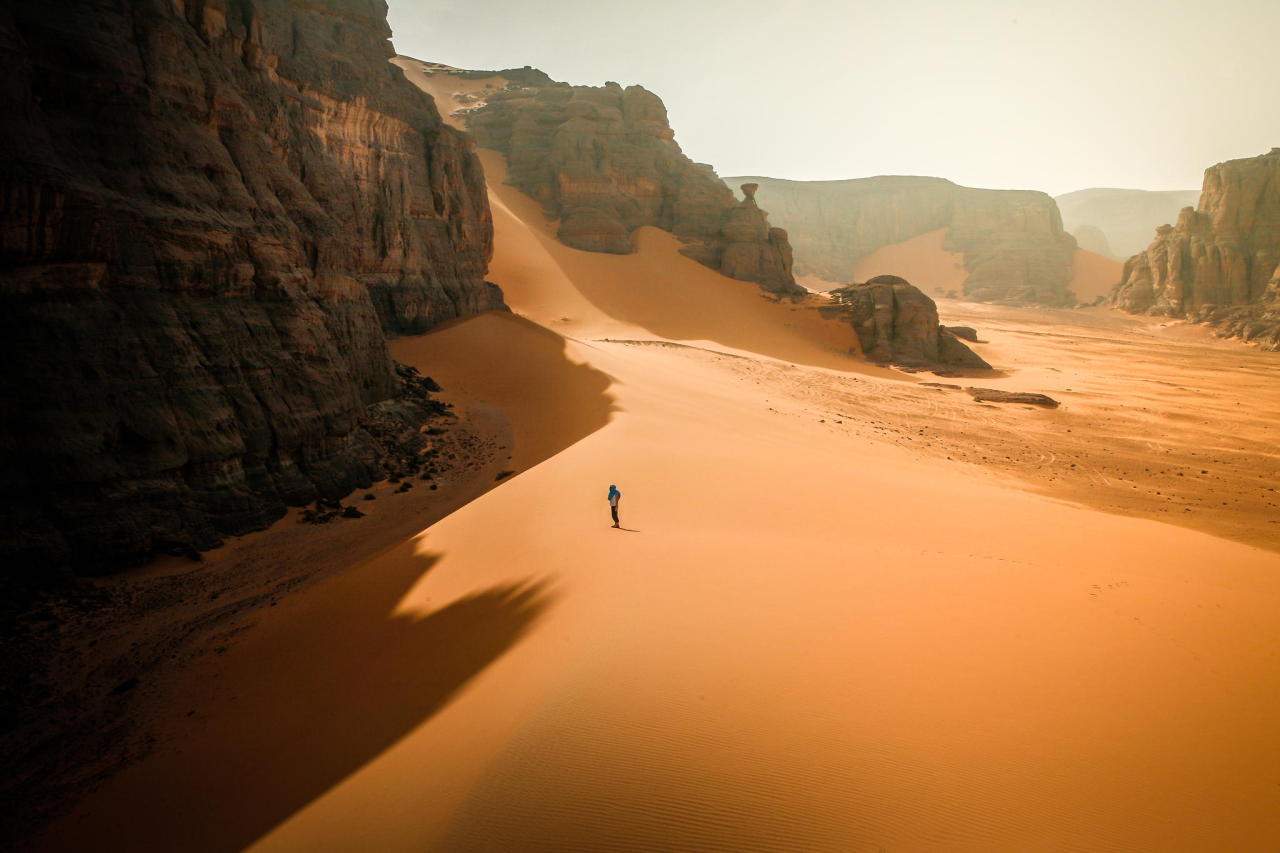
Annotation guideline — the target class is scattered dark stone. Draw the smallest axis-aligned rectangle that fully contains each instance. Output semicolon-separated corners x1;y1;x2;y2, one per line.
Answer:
363;493;376;501
966;388;1060;408
341;506;365;519
300;509;337;524
495;470;515;481
110;677;140;696
396;482;413;493
944;325;980;342
426;427;448;436
429;484;438;491
920;382;962;390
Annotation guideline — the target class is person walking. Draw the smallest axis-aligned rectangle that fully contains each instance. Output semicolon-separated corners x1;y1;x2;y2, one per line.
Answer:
607;484;621;528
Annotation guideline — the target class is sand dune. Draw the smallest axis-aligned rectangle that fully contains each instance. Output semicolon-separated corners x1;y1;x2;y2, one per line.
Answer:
850;227;968;295
35;67;1280;853
850;228;1123;304
1069;247;1125;302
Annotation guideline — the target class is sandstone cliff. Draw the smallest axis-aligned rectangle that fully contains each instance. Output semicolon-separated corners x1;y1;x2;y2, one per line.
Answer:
723;175;1079;305
0;0;505;574
449;72;802;296
1112;149;1280;349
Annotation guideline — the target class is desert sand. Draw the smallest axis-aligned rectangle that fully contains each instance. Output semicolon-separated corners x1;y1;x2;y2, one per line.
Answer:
32;72;1280;853
850;228;968;295
850;228;1122;303
1069;247;1125;301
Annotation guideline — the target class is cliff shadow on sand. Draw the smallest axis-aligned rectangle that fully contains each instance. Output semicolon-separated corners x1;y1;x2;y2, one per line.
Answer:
12;312;615;849
28;547;555;853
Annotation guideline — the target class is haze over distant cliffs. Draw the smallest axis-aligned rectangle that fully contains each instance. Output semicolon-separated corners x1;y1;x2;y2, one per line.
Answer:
1056;188;1201;260
723;175;1081;305
0;1;503;573
1113;148;1280;349
416;63;802;296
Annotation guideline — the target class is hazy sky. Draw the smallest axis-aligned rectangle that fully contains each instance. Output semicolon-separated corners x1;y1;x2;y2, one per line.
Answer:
387;0;1280;196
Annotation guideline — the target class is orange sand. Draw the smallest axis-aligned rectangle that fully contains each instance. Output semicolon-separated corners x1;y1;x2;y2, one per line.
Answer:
33;64;1280;853
850;227;968;295
1070;247;1125;302
851;229;1124;305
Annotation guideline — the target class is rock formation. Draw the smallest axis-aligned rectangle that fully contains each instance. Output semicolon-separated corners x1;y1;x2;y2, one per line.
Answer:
459;75;803;296
722;175;1079;305
0;0;505;575
967;389;1059;408
1070;224;1113;258
1055;187;1201;260
822;276;990;371
1112;149;1280;349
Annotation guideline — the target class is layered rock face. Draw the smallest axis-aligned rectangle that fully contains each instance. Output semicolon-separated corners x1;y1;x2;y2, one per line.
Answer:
1112;149;1280;349
1056;187;1200;260
723;176;1079;305
462;76;803;296
0;0;504;574
822;276;990;371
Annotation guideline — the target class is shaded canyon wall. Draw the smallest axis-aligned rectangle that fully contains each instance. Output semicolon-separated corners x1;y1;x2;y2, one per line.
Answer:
0;0;505;574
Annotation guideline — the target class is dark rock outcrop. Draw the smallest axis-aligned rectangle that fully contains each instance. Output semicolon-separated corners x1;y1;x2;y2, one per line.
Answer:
1112;149;1280;349
823;275;991;371
723;175;1079;305
457;74;803;296
944;326;980;342
967;389;1059;408
0;0;505;575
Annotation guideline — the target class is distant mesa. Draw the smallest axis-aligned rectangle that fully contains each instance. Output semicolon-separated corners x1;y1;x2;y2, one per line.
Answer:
724;175;1080;306
1055;187;1201;260
1112;148;1280;350
822;275;992;373
412;61;803;297
1071;224;1113;258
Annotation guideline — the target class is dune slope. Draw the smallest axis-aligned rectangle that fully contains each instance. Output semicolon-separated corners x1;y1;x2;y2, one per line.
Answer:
33;65;1280;853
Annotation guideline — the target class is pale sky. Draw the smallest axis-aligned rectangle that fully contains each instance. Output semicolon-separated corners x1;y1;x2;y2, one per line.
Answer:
386;0;1280;196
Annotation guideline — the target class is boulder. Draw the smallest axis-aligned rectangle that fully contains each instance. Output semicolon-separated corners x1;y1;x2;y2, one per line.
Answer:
825;275;991;370
966;389;1060;408
943;325;980;342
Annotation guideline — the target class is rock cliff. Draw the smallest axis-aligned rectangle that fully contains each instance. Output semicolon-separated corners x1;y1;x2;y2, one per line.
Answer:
0;0;505;575
1112;149;1280;349
822;276;991;371
454;73;803;296
723;175;1079;305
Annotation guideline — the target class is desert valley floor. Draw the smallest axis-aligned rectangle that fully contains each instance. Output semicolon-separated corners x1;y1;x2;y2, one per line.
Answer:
27;135;1280;852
